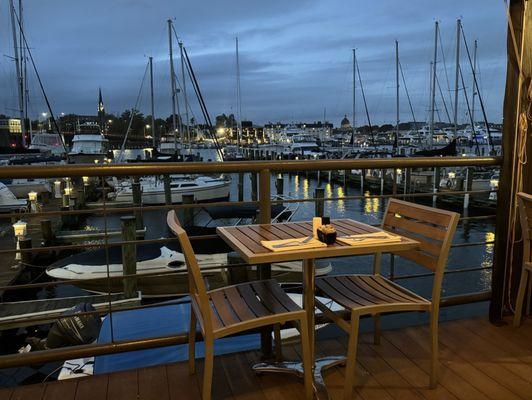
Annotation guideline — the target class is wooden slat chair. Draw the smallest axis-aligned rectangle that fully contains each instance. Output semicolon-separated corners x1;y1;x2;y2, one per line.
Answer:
167;211;313;400
514;192;532;327
315;199;459;400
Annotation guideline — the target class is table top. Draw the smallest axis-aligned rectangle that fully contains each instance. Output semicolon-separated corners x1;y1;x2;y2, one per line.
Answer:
217;219;419;264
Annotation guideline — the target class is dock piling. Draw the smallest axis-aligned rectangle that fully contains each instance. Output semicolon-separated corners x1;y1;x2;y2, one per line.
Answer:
315;187;325;217
121;216;137;298
464;167;473;209
433;167;441;207
163;175;172;205
276;176;284;196
19;237;32;267
132;179;143;233
182;194;195;227
41;219;54;247
238;172;244;202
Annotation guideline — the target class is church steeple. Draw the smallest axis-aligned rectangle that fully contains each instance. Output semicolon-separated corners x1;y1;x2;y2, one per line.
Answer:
98;88;106;133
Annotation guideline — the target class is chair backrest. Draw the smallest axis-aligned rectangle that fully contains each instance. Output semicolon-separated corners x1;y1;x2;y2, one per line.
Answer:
381;199;460;306
167;210;214;333
517;192;532;264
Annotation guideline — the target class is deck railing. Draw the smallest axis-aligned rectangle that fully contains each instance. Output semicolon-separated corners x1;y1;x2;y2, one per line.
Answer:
0;156;501;369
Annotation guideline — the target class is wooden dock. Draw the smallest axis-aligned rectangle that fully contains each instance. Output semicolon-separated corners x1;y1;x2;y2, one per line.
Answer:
2;316;532;399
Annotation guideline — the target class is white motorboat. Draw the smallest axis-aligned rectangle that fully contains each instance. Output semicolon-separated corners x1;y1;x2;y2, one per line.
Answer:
3;178;52;198
46;245;332;298
69;122;109;164
0;182;27;212
109;176;231;204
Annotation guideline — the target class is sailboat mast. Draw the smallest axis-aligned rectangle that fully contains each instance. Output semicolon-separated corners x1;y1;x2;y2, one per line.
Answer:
19;0;30;140
149;56;156;148
352;48;356;149
168;19;178;154
429;21;438;148
453;19;461;139
395;40;399;151
471;39;477;126
179;40;190;152
9;0;26;146
235;37;242;151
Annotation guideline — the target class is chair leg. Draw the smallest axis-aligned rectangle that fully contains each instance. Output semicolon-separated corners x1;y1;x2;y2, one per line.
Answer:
429;310;438;389
188;307;197;375
274;323;283;362
298;316;314;400
343;314;360;400
373;314;381;345
514;269;529;327
202;336;214;400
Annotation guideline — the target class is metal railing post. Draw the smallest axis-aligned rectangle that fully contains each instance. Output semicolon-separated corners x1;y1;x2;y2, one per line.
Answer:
121;216;137;298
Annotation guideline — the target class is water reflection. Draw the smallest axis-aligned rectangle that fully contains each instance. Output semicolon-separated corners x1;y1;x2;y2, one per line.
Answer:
336;185;345;213
364;190;380;215
480;231;495;288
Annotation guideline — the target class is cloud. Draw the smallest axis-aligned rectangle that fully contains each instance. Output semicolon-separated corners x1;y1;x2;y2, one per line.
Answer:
0;0;507;125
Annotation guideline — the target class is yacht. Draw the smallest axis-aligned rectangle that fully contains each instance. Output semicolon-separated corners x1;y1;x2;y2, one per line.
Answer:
68;122;109;164
109;176;231;204
28;132;66;156
1;178;51;198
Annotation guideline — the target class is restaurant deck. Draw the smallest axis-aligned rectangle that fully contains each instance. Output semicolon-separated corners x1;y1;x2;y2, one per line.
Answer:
2;315;532;400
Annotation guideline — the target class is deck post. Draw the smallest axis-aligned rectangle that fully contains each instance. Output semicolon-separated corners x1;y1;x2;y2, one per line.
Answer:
433;167;441;207
182;194;195;227
76;189;85;209
258;168;273;358
360;169;365;193
60;206;70;229
41;219;54;247
132;178;143;233
163;175;172;205
238;172;244;202
121;216;137;298
315;187;325;217
62;193;69;208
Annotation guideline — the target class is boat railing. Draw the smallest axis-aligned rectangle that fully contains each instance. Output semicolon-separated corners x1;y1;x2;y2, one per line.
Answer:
0;156;502;369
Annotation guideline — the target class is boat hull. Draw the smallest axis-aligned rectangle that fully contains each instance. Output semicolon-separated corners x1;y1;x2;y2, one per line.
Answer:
114;182;231;204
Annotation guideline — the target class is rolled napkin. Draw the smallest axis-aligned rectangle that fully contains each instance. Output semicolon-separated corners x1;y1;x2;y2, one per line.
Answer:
336;231;402;246
261;236;328;252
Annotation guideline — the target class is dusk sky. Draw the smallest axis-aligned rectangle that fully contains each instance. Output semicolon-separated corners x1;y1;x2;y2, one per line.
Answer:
0;1;508;126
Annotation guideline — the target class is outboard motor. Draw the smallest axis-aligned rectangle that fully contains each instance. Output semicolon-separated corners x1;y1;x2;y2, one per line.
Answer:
46;303;102;348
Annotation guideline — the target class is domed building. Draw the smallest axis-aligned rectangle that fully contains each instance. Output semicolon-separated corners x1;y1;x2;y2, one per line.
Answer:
340;115;351;129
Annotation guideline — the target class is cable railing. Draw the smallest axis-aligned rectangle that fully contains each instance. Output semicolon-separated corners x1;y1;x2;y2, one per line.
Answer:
0;156;501;370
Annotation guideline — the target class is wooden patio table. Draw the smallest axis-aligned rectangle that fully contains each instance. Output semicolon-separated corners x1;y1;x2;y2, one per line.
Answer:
217;219;419;399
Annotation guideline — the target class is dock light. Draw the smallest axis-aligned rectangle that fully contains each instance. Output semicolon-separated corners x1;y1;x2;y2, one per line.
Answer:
490;178;499;188
396;169;402;175
64;187;72;196
28;191;38;213
53;180;62;199
13;220;27;261
94;159;99;164
448;172;456;179
82;176;90;185
13;220;27;237
28;191;38;202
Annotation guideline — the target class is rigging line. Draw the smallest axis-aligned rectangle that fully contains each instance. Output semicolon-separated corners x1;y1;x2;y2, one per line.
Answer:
12;8;67;153
182;46;224;161
438;22;454;112
355;56;376;149
117;61;150;163
435;73;452;123
459;65;481;156
460;24;495;155
398;60;421;144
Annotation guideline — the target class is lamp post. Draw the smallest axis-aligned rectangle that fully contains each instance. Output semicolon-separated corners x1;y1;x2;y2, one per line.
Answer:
53;180;62;199
12;220;27;261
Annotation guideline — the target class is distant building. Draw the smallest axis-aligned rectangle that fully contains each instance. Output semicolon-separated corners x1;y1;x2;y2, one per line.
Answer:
264;121;332;143
340;115;351;129
0;118;23;148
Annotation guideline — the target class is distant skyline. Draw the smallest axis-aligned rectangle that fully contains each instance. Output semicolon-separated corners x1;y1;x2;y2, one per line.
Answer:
0;1;507;126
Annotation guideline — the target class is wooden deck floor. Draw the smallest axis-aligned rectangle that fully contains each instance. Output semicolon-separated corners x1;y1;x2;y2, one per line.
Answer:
2;316;532;400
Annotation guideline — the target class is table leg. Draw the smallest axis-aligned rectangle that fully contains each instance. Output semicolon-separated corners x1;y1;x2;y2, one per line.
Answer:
253;258;345;399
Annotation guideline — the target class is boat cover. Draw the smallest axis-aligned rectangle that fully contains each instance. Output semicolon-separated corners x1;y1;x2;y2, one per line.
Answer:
94;299;259;374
